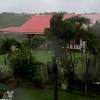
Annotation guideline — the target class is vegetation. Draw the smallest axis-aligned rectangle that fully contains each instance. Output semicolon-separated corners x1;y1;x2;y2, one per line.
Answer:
0;13;100;99
0;38;20;54
31;36;46;49
13;88;100;100
0;12;31;28
45;13;100;96
8;46;35;80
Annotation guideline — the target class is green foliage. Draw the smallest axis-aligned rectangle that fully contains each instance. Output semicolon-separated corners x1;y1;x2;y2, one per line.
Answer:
32;49;52;63
11;88;99;100
0;65;12;82
33;62;48;87
34;71;44;87
81;31;100;56
0;38;20;54
62;20;76;41
50;13;64;38
59;57;75;82
68;16;90;25
8;45;48;85
68;16;90;40
31;36;46;49
8;46;36;80
91;22;100;37
0;13;31;28
76;55;100;82
49;13;90;42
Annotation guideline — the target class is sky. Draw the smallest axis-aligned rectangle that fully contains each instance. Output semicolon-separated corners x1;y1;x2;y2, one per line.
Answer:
0;0;100;13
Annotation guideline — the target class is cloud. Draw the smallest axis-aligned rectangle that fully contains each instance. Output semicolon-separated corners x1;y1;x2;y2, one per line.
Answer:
0;0;99;13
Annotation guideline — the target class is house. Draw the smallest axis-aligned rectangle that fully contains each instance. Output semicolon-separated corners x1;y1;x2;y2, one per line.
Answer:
0;13;100;50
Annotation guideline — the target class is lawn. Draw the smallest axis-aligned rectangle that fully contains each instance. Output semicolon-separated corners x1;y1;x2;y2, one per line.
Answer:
13;87;100;100
0;82;100;100
0;50;99;100
0;13;30;28
32;49;82;64
0;50;82;65
32;49;52;63
0;49;52;65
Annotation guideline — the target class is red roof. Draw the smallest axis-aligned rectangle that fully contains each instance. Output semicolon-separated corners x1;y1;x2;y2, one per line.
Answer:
18;14;77;33
0;14;77;34
19;15;52;33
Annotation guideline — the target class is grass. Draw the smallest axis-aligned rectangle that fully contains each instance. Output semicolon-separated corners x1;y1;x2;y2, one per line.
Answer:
32;49;52;63
0;50;99;100
32;49;82;64
0;49;82;65
0;49;52;65
0;82;100;100
0;13;31;28
13;87;100;100
0;55;5;65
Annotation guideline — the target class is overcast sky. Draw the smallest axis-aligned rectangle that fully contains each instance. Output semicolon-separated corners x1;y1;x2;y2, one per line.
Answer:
0;0;100;13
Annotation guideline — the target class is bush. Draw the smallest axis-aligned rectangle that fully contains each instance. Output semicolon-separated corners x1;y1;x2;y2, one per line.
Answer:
31;36;46;49
0;38;20;54
33;62;48;87
0;65;13;83
0;83;9;98
8;46;36;80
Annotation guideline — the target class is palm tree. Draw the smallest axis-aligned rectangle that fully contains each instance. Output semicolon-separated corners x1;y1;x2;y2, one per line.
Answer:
68;16;91;96
45;13;98;96
46;13;67;100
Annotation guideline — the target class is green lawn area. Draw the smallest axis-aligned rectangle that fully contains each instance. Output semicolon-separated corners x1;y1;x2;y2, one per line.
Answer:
0;50;99;100
0;82;100;100
0;50;82;65
32;49;52;63
13;87;100;100
32;49;82;63
0;13;30;28
0;49;52;65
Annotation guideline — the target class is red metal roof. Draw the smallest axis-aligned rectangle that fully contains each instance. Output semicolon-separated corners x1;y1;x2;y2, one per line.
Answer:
0;14;77;34
18;14;77;33
18;15;52;33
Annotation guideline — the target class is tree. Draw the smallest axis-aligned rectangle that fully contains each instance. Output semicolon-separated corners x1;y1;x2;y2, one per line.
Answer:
31;35;45;49
0;38;20;65
8;46;36;80
0;38;20;54
49;13;90;77
52;57;58;100
46;13;97;96
45;13;65;100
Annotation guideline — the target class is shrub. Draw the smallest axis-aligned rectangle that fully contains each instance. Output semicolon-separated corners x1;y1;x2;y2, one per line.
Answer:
0;38;20;54
31;36;46;49
0;65;13;83
33;62;48;87
8;46;36;80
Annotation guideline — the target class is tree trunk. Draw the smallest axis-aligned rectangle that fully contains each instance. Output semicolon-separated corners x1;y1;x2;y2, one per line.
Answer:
52;57;58;100
81;40;84;69
69;40;73;63
85;54;90;96
73;40;76;66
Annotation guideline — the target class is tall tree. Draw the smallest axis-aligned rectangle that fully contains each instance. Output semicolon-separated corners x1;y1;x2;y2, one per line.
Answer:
45;13;95;96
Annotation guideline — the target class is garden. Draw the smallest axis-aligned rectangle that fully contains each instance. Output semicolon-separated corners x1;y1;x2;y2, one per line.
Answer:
0;13;100;100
